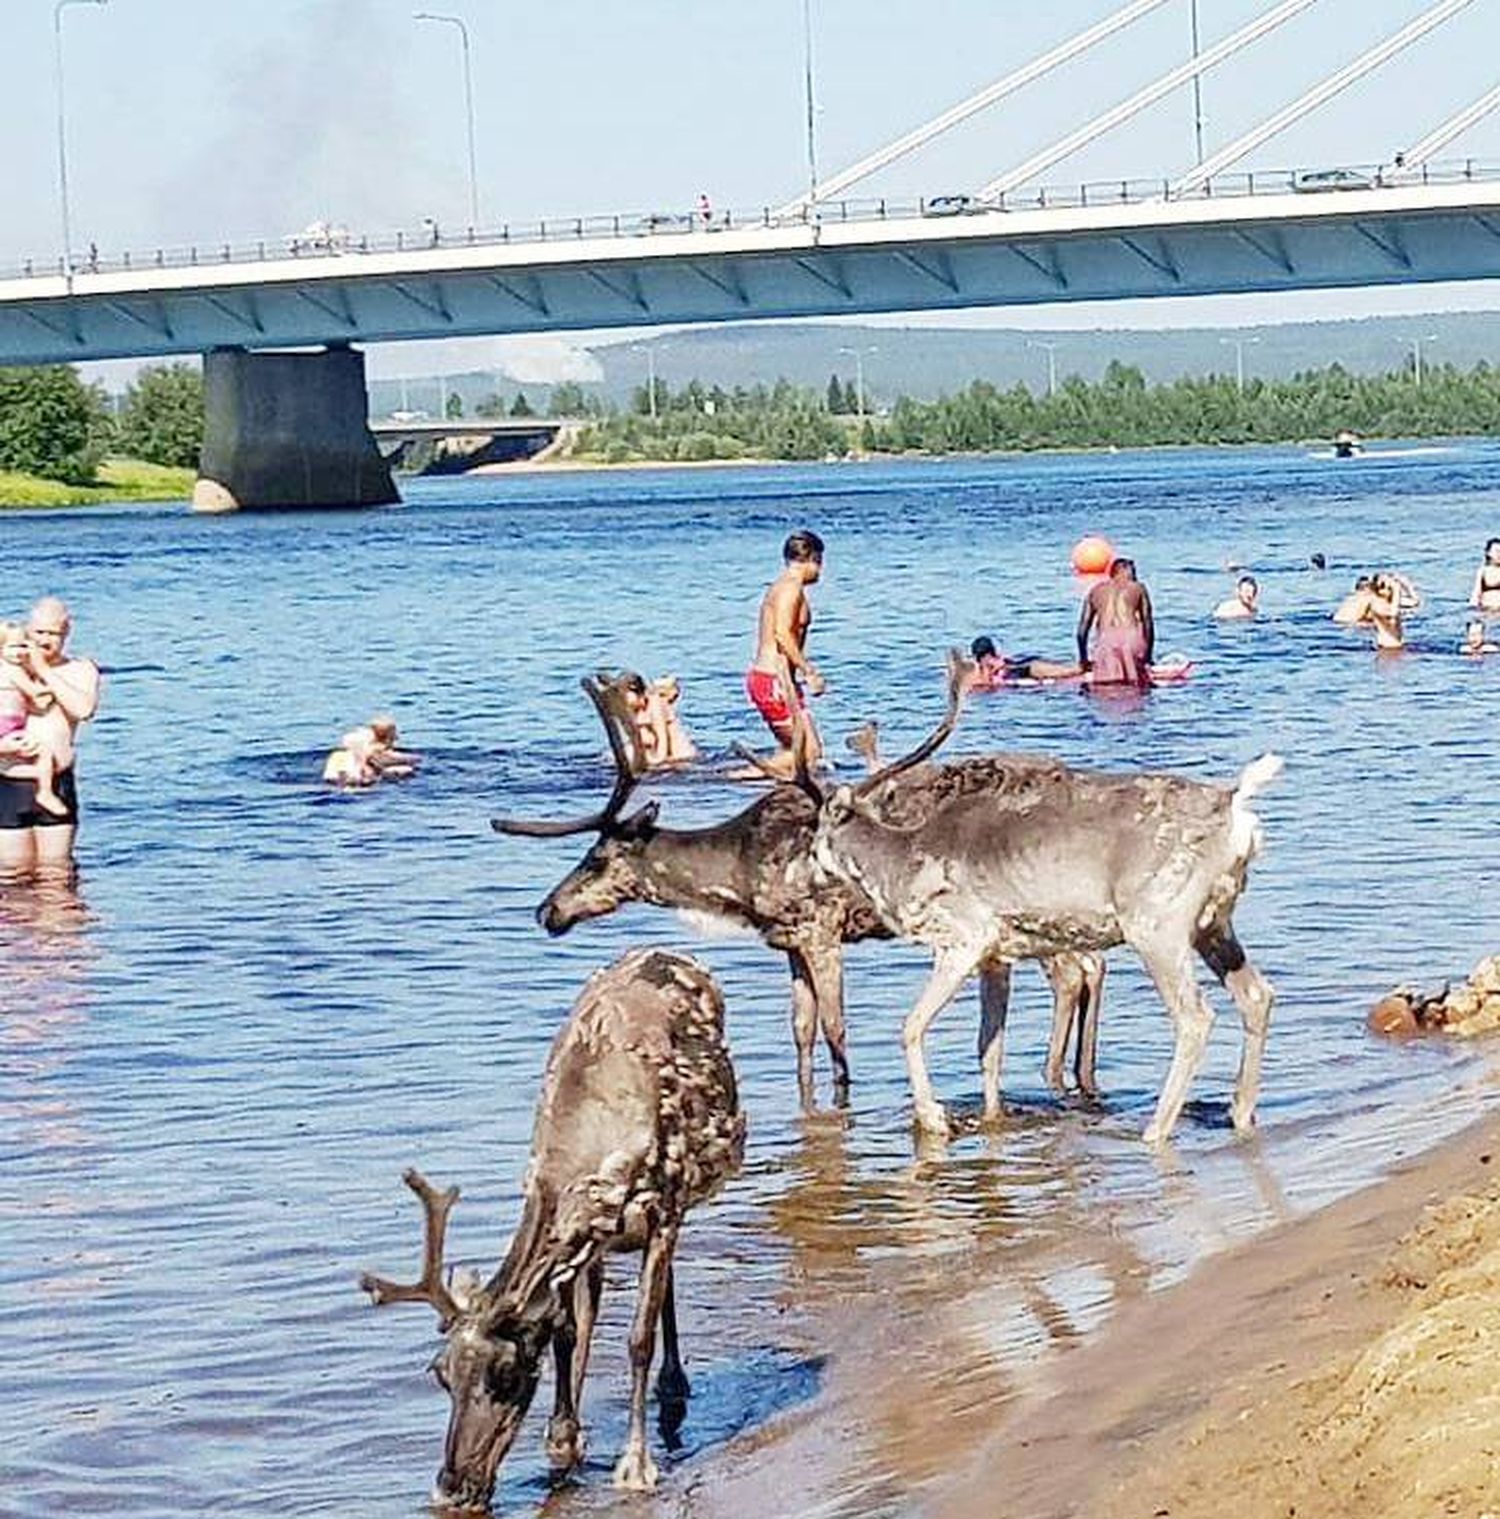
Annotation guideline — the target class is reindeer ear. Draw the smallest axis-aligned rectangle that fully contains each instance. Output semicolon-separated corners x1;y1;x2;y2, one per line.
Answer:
824;785;857;825
617;801;660;837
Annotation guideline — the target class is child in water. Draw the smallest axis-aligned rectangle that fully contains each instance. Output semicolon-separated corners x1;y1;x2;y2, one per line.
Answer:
0;621;68;817
1461;620;1499;657
322;715;420;787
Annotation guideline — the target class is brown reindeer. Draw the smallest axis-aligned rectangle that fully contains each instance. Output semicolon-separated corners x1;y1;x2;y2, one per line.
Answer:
805;655;1281;1144
493;676;1103;1114
360;949;745;1509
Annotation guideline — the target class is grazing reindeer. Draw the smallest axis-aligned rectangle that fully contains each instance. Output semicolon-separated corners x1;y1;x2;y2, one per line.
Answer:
493;676;1099;1113
360;949;745;1509
807;656;1281;1144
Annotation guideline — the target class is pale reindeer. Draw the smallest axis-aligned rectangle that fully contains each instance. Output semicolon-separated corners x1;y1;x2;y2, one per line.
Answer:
360;949;745;1509
493;675;1104;1114
803;655;1281;1144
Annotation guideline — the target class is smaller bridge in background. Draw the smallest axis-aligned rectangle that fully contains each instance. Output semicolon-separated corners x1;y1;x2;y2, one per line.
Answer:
370;414;579;472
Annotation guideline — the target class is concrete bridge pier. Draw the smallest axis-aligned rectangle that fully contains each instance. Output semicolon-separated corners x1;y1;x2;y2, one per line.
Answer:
192;345;398;512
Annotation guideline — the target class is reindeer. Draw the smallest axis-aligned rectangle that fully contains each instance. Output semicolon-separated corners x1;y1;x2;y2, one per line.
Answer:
493;676;1103;1113
805;656;1281;1145
360;949;745;1509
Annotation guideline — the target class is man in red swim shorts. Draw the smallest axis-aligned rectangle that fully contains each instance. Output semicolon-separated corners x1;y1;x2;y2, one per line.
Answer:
746;529;825;778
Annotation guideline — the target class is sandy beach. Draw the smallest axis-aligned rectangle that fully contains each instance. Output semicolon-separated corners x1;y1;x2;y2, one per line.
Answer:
684;1107;1500;1519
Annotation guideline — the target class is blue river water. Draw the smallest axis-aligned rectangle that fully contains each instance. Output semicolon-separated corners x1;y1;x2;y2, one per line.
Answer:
2;444;1497;1518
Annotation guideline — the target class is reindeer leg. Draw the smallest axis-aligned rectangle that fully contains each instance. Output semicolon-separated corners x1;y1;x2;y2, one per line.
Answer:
1041;957;1078;1094
1135;939;1216;1146
614;1224;678;1492
977;961;1013;1121
905;948;977;1138
1198;925;1275;1133
808;943;851;1104
787;949;819;1110
655;1264;690;1403
547;1259;603;1470
546;1274;584;1471
1076;954;1106;1099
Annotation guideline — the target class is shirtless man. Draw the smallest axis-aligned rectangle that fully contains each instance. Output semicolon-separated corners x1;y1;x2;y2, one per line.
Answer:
746;529;826;777
0;598;101;879
1213;575;1259;620
1077;558;1154;687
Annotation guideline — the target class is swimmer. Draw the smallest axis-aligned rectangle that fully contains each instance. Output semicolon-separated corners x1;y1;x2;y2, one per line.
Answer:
0;621;68;817
1366;573;1414;652
1469;538;1500;614
1461;619;1499;656
322;714;418;787
1332;575;1374;625
622;673;697;768
970;635;1081;686
650;675;699;764
1213;575;1259;620
1078;558;1154;687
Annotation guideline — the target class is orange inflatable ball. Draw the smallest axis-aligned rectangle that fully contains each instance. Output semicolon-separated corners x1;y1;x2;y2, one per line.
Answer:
1071;535;1114;576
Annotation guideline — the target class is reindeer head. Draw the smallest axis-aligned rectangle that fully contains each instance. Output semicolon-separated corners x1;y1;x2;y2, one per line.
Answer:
360;1171;551;1515
492;674;660;936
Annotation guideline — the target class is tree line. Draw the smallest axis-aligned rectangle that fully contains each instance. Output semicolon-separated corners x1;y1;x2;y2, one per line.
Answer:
0;363;202;482
8;355;1500;483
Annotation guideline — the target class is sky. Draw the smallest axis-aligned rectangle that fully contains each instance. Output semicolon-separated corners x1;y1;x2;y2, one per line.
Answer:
4;0;1500;381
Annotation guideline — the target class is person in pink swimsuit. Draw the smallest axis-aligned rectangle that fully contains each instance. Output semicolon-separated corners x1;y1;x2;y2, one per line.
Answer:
1077;558;1155;688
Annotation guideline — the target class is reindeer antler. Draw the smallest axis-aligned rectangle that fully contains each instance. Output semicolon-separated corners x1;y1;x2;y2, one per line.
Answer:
854;648;974;797
359;1168;466;1326
491;673;646;838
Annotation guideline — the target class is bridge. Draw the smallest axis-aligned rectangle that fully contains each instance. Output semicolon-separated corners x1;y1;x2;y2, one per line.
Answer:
4;0;1500;508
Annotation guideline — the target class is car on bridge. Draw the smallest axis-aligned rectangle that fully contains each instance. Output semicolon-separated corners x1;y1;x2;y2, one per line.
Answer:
285;220;352;254
632;212;696;235
1292;167;1375;194
921;193;990;216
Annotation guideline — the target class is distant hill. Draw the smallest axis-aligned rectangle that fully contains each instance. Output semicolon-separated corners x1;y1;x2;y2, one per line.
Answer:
368;311;1500;418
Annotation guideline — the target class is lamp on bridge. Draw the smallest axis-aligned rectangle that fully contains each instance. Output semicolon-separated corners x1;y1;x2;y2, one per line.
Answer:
53;0;109;279
414;10;481;231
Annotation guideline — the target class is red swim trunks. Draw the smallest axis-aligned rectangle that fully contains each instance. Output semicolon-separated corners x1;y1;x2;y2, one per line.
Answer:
745;667;796;739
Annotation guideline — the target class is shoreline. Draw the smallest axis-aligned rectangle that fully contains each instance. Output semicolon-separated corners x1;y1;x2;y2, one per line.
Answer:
683;1103;1500;1519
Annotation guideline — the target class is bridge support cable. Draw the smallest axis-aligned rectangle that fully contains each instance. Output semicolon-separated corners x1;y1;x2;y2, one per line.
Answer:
772;0;1175;219
1170;0;1478;195
1394;81;1500;170
977;0;1320;201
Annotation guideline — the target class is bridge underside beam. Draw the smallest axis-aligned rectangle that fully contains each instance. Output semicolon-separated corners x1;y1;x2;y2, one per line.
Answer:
192;345;398;512
4;200;1500;365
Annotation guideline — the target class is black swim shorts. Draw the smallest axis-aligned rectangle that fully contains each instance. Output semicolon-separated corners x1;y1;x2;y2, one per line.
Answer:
0;768;78;829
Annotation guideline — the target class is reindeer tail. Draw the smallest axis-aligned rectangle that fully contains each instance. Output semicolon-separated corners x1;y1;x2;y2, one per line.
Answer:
1229;752;1284;858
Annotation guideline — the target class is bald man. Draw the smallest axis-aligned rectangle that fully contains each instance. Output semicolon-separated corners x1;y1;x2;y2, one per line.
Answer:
0;598;100;878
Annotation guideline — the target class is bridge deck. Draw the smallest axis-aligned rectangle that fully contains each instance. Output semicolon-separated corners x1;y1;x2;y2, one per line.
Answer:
4;165;1500;365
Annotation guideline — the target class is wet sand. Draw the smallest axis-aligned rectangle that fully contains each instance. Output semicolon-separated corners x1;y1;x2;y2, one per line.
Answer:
684;1111;1500;1519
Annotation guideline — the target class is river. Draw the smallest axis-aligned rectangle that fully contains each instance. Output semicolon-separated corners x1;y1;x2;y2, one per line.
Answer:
3;443;1497;1517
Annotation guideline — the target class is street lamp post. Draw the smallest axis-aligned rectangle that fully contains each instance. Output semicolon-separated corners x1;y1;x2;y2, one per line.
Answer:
1410;332;1439;387
837;345;877;436
54;0;108;277
414;11;480;230
1027;339;1059;398
802;0;819;210
1219;334;1259;393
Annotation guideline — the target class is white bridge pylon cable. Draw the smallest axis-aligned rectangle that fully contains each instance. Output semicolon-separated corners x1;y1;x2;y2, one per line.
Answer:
976;0;1321;201
1394;80;1500;169
772;0;1176;218
1171;0;1479;194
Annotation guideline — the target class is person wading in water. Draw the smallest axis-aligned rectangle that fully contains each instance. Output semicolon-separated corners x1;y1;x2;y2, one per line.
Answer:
1078;558;1155;687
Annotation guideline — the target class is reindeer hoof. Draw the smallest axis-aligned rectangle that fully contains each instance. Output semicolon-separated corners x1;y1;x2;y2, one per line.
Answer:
613;1445;660;1492
913;1101;952;1139
1230;1106;1258;1134
546;1417;585;1471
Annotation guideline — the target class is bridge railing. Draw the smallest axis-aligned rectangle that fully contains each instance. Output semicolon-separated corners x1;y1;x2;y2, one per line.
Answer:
10;156;1500;282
